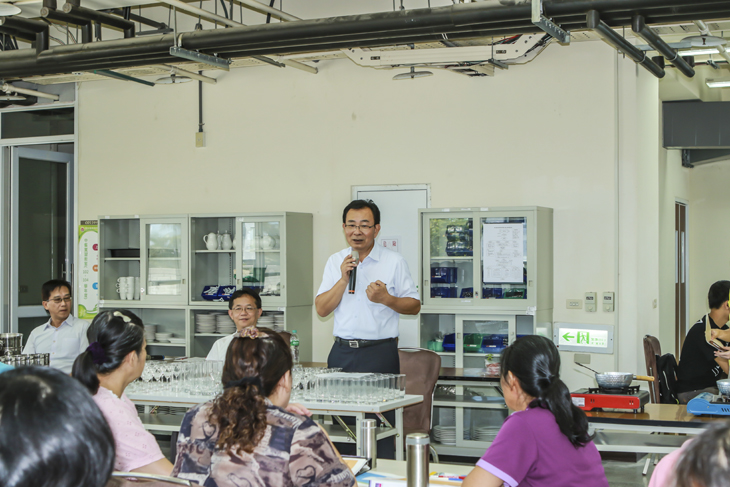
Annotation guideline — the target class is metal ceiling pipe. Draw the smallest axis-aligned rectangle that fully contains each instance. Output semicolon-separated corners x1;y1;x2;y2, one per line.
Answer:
0;25;36;42
4;0;730;78
106;8;168;29
157;0;241;28
62;4;135;38
41;7;93;43
237;0;300;22
0;17;49;54
1;83;59;100
694;20;711;35
632;15;694;78
586;10;664;78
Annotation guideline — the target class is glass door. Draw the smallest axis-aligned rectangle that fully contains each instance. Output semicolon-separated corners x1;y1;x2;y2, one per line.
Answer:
237;217;283;306
141;217;188;304
423;212;474;305
11;147;73;337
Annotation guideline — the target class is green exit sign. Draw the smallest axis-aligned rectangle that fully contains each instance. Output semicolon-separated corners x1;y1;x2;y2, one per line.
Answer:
554;323;614;354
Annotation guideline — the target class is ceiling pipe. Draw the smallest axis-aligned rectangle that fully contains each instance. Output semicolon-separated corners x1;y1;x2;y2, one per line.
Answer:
156;65;217;83
237;0;300;22
586;10;665;78
41;7;93;43
1;83;59;100
105;8;168;30
632;15;694;77
0;16;49;54
4;0;730;79
694;20;711;36
158;0;240;28
62;3;135;38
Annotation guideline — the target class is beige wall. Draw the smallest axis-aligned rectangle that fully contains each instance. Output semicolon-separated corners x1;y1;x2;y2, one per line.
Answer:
689;162;730;322
78;40;672;384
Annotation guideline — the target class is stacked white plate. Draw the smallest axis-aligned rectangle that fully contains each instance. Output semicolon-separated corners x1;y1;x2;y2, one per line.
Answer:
156;332;173;343
216;314;236;334
145;323;157;342
195;313;217;333
432;425;456;446
168;337;186;345
258;314;275;328
472;425;500;442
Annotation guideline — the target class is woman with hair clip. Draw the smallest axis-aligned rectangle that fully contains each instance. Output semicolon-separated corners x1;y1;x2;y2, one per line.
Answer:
463;335;608;487
72;309;174;476
173;327;356;487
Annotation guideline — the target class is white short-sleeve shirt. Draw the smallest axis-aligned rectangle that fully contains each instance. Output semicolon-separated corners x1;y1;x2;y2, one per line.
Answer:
22;314;90;373
316;244;419;340
206;332;237;361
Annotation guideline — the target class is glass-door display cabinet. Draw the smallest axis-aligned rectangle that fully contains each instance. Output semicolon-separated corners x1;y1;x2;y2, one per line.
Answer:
421;207;552;311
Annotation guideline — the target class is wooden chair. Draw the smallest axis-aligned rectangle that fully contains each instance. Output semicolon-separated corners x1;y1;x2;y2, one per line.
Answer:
398;347;442;462
643;335;662;404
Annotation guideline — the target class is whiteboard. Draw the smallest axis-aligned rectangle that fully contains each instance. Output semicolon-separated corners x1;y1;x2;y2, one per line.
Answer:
353;185;429;347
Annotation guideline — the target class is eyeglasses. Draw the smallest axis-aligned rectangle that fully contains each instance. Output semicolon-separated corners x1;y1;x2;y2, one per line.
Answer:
344;224;374;232
47;296;72;304
232;306;257;314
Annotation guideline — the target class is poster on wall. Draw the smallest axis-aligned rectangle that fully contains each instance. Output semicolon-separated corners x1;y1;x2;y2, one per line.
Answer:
78;220;99;320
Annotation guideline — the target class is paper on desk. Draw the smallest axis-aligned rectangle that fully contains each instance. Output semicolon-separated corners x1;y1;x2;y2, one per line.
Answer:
363;478;462;487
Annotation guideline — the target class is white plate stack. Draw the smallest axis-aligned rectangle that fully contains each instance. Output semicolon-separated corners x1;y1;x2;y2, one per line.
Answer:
195;313;217;333
168;337;186;345
432;425;456;446
145;323;157;343
257;314;275;329
216;313;236;334
472;425;500;443
156;332;172;343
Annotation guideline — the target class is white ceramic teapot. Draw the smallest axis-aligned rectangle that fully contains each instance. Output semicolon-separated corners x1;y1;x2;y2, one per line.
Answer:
220;232;233;250
203;232;219;250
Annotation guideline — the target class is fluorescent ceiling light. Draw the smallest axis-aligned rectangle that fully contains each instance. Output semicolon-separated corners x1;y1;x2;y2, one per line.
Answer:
0;2;21;16
706;78;730;88
680;47;729;57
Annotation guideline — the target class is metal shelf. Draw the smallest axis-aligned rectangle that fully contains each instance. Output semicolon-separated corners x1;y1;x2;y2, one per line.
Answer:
104;257;140;261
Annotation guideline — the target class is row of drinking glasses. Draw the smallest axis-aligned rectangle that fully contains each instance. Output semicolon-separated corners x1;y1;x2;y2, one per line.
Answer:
290;367;406;404
128;360;223;397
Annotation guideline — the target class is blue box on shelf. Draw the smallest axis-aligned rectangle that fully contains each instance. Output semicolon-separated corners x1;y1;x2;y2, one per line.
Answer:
431;266;457;284
218;285;237;301
202;285;222;301
443;333;456;352
431;286;457;298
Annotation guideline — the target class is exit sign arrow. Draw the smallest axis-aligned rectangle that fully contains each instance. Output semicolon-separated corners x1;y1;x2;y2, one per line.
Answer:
562;332;574;341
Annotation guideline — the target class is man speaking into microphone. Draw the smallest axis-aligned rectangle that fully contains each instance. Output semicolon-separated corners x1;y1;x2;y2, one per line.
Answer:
316;199;420;458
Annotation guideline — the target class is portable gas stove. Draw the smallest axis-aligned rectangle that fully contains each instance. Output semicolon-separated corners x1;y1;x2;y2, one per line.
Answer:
570;385;650;413
687;392;730;416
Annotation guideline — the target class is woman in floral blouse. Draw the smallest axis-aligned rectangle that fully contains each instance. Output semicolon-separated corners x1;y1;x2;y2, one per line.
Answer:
173;327;355;487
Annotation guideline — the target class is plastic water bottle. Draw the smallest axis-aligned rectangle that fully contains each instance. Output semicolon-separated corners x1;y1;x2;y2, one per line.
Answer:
290;330;300;364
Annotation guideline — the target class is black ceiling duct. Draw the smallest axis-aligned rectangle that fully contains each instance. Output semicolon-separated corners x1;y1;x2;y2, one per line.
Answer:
1;0;729;79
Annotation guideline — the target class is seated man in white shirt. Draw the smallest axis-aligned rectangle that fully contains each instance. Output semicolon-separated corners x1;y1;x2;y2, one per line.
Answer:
23;279;90;374
206;289;263;361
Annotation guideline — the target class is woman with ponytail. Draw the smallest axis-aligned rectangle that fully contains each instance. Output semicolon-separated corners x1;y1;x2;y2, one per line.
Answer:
173;327;355;487
72;309;173;476
463;335;608;487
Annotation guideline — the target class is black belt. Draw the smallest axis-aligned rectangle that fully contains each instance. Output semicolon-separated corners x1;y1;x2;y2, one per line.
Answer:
334;336;396;349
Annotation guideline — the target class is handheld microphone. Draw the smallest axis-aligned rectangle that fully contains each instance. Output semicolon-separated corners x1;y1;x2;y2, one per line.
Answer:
348;250;359;294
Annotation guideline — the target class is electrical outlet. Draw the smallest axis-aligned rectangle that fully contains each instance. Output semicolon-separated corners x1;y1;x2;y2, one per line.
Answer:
566;299;582;309
195;132;205;148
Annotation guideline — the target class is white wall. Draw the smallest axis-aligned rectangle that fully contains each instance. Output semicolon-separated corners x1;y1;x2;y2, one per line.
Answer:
77;40;666;384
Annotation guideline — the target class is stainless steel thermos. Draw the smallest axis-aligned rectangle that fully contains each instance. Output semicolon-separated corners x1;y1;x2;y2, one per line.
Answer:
406;432;430;487
360;419;377;469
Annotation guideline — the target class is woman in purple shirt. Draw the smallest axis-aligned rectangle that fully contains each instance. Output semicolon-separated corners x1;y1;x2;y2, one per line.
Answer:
463;336;608;487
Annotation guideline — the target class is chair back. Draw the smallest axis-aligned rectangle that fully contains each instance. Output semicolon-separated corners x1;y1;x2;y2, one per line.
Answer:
398;348;441;434
643;335;662;403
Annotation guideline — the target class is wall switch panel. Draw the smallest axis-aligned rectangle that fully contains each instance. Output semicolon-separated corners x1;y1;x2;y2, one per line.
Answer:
566;299;582;309
585;292;597;312
603;292;615;312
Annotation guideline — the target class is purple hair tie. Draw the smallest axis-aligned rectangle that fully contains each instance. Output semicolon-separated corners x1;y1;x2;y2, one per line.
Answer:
87;341;109;365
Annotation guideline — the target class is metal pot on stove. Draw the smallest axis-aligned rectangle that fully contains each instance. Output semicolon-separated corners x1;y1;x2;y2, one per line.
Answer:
576;362;654;389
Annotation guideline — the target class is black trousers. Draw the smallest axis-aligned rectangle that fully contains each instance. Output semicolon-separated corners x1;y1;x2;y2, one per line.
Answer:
327;339;399;459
